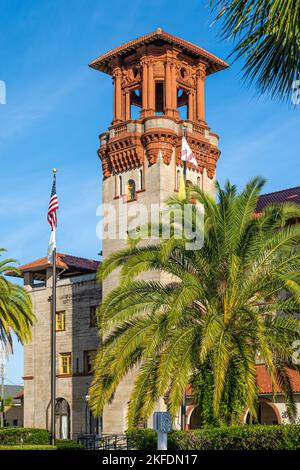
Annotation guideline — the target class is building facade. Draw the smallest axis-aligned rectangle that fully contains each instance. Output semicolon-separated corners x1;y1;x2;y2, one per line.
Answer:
9;29;300;436
9;253;101;437
89;28;228;433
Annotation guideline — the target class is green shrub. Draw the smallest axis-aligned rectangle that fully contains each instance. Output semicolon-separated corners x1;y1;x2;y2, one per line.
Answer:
127;425;300;450
0;428;50;446
55;439;84;450
126;429;157;450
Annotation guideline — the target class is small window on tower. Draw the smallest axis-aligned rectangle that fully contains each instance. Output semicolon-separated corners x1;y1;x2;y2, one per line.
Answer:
127;180;136;201
119;175;123;196
90;306;97;328
84;350;97;373
197;176;201;188
56;311;65;331
139;169;144;191
177;170;181;190
59;353;72;375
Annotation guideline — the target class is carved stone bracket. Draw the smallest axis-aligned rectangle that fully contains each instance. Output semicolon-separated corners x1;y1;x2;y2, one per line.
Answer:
175;135;220;179
141;130;177;165
98;144;112;179
98;135;144;177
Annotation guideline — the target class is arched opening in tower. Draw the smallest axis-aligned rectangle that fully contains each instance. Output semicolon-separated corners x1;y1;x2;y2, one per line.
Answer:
177;87;188;120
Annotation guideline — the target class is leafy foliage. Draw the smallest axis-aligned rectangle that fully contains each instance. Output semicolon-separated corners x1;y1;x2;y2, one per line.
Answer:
0;445;56;450
0;428;50;445
90;177;300;427
0;249;35;348
55;439;84;450
211;0;300;100
128;425;300;450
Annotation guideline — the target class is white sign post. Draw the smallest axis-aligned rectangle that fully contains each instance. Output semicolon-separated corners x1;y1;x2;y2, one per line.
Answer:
153;411;172;450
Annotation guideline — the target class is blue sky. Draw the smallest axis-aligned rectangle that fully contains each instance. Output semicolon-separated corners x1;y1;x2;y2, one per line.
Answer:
0;0;299;385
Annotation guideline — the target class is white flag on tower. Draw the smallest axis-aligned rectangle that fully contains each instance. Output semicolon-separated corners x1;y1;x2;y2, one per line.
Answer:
180;136;197;166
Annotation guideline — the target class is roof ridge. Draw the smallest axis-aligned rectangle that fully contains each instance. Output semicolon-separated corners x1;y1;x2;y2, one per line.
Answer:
260;186;300;198
58;252;99;263
89;29;228;75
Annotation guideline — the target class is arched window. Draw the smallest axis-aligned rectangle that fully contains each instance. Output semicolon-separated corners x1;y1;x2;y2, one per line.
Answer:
55;398;70;439
127;180;136;201
85;404;102;435
186;180;192;190
115;175;118;197
119;175;123;196
177;170;181;190
197;176;201;188
139;169;144;191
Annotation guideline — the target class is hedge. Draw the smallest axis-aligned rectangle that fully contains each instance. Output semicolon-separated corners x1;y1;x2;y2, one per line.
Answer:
0;445;55;450
127;425;300;450
0;428;50;445
55;439;84;450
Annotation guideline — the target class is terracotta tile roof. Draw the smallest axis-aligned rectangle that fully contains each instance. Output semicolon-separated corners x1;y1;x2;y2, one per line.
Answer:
7;253;100;277
256;187;300;213
186;365;300;396
89;28;229;76
256;364;300;394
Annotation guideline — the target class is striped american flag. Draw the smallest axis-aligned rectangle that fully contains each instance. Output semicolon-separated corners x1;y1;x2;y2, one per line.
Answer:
47;176;59;230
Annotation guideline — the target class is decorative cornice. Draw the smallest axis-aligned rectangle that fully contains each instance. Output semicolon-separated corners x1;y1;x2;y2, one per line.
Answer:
89;29;229;76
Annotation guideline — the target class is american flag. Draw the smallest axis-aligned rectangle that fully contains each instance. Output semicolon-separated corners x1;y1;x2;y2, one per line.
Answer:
47;175;59;230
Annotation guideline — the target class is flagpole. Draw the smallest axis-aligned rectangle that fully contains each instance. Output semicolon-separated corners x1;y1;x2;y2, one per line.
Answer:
181;122;187;431
50;168;57;446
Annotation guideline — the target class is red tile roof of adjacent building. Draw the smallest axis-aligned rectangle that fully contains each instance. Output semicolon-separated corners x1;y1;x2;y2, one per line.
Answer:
7;253;100;277
256;186;300;213
256;364;300;394
89;28;229;76
186;365;300;396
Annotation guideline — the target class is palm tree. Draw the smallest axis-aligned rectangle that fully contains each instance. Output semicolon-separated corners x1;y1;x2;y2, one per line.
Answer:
211;0;300;100
90;177;300;426
0;249;34;348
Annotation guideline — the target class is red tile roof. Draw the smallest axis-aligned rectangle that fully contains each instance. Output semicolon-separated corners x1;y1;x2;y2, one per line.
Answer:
256;186;300;213
89;29;229;76
256;364;300;394
186;365;300;396
7;253;100;277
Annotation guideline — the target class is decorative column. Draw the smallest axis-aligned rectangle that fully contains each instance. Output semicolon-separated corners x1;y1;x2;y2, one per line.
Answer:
148;60;155;114
171;62;177;116
165;59;172;116
113;67;123;123
196;63;206;122
125;90;130;120
188;91;194;121
141;58;148;116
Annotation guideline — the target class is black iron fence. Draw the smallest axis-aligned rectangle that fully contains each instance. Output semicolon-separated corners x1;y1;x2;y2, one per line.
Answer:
76;433;133;450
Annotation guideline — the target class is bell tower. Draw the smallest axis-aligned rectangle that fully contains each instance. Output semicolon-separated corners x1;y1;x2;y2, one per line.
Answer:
89;29;228;433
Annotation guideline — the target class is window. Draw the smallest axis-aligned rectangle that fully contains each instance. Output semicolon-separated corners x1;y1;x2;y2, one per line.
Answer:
177;169;181;190
13;419;18;427
119;175;123;196
90;306;97;328
127;180;136;201
59;353;71;375
197;176;201;188
56;311;65;331
139;169;144;191
84;350;97;373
